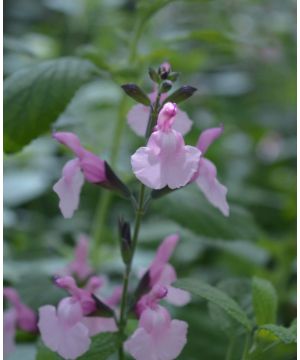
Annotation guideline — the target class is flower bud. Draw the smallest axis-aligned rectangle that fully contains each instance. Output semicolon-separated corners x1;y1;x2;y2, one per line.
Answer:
160;80;173;93
118;218;132;265
158;62;171;80
148;67;160;83
121;83;151;106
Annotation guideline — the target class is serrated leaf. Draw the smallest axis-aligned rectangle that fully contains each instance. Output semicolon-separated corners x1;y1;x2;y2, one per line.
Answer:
258;323;296;344
36;333;120;360
4;57;99;153
252;277;278;325
176;278;252;330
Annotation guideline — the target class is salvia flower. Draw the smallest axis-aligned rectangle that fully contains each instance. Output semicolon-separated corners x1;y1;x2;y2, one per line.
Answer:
193;125;229;216
137;234;190;314
3;288;37;358
53;132;107;218
125;285;188;360
127;90;193;137
131;103;201;189
38;276;118;359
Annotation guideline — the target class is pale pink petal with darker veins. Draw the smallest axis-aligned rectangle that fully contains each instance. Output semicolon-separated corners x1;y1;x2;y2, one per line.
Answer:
53;159;84;218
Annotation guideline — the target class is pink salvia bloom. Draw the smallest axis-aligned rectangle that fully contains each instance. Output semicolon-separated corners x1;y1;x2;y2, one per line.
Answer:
127;91;192;137
4;287;37;332
194;126;229;216
131;102;201;189
125;305;188;360
4;309;17;358
39;276;118;359
66;234;93;281
53;132;106;218
38;298;91;360
137;235;190;313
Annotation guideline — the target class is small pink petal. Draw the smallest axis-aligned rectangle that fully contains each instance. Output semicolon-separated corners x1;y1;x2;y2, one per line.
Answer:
165;286;191;306
53;132;84;158
85;276;106;293
53;159;84;218
157;103;177;131
173;109;192;136
153;234;179;265
79;150;106;183
196;158;229;216
82;317;118;336
4;309;17;358
196;125;223;154
68;235;93;281
127;104;151;136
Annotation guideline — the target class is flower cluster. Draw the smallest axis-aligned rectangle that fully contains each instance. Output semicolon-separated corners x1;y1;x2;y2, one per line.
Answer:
37;62;230;360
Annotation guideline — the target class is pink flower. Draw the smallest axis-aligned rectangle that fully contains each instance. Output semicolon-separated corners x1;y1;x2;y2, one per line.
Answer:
38;276;118;359
3;287;37;332
38;298;91;360
131;103;201;189
63;234;93;281
4;309;17;358
137;235;190;314
125;301;188;360
53;132;107;218
3;288;37;358
127;91;192;137
193;126;229;216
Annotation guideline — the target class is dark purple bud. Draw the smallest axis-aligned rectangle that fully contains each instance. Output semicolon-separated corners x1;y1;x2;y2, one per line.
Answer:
160;80;173;93
121;83;151;106
158;62;171;80
118;217;132;265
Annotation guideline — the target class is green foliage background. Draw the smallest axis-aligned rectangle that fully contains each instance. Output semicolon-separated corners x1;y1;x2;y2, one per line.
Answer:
4;0;296;359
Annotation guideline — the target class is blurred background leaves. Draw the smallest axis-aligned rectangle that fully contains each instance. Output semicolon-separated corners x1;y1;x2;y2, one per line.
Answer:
4;0;296;359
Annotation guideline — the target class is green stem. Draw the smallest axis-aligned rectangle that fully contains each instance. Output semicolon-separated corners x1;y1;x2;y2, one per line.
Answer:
118;183;146;359
242;332;251;360
225;337;235;360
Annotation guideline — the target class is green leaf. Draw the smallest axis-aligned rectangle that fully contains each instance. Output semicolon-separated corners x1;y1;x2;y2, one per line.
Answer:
36;333;120;360
4;57;99;153
258;323;296;344
176;278;252;330
252;277;278;325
